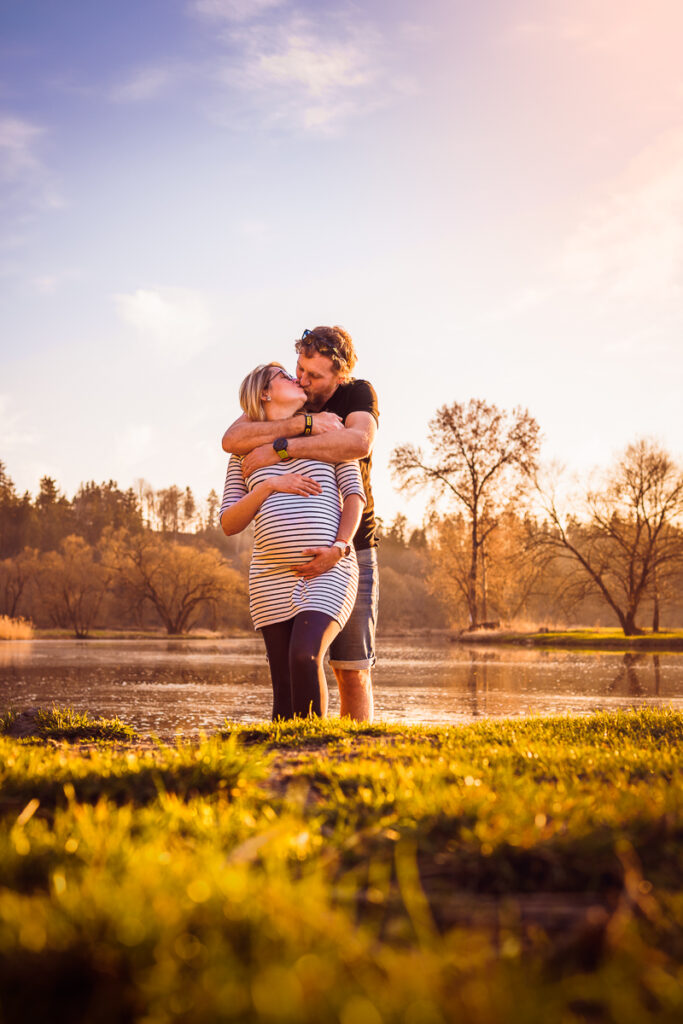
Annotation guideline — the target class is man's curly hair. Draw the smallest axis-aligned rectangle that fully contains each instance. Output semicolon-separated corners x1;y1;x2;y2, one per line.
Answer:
295;325;357;380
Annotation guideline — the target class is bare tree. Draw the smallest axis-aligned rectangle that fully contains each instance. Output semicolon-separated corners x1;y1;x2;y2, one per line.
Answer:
182;486;196;532
107;529;244;634
156;486;183;534
391;400;540;627
428;510;551;627
0;549;40;618
133;478;157;530
204;489;220;531
37;536;112;638
538;439;683;635
424;514;471;625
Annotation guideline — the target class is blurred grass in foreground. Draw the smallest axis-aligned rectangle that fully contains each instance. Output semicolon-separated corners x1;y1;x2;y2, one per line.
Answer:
0;708;681;1023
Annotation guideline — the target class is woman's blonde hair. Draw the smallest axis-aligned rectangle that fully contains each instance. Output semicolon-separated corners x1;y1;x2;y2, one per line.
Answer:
239;362;286;421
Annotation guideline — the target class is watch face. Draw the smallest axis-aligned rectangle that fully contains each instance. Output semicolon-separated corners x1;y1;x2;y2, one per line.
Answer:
273;437;290;460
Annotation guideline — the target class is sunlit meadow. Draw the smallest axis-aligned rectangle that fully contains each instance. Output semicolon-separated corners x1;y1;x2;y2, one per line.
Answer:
0;708;680;1022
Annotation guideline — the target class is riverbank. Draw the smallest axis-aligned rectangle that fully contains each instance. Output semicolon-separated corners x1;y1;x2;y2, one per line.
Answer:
10;626;683;652
22;627;253;641
454;627;683;652
0;707;680;1022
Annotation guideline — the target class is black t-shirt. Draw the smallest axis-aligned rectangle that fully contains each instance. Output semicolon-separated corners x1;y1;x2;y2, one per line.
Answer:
322;378;379;550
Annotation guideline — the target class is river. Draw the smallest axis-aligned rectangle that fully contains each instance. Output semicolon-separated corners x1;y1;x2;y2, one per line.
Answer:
1;638;681;739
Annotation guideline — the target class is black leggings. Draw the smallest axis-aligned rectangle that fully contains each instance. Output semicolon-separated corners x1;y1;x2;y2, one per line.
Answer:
261;611;341;720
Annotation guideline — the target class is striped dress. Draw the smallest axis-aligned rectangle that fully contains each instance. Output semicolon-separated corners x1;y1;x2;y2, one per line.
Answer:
220;457;366;630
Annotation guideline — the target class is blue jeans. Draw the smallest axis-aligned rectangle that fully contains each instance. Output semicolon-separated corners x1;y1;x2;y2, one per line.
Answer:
328;548;378;670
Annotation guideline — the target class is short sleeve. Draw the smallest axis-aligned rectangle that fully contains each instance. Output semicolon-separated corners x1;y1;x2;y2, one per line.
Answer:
335;461;366;504
219;455;247;521
346;380;379;424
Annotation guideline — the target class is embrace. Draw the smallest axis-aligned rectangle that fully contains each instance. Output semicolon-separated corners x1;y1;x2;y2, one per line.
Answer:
220;326;379;722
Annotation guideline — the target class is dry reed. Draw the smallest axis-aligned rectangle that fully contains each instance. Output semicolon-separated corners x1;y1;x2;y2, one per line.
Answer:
0;615;34;640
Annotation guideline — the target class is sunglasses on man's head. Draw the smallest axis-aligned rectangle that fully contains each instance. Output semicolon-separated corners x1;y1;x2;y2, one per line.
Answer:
300;329;341;359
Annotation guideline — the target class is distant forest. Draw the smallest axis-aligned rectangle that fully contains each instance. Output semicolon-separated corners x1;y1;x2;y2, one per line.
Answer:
2;415;683;639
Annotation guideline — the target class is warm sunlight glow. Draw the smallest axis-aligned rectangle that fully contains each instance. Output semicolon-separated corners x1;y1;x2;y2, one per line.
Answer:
1;0;682;522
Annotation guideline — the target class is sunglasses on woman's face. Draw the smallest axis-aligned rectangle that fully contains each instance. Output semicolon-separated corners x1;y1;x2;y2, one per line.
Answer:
268;369;297;387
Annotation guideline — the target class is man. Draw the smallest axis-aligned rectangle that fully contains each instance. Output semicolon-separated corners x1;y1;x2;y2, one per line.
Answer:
221;325;379;722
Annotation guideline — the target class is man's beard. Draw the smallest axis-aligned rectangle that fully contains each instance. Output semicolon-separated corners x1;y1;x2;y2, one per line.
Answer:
303;392;325;412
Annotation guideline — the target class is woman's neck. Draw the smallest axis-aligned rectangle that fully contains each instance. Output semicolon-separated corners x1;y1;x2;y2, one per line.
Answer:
265;400;303;422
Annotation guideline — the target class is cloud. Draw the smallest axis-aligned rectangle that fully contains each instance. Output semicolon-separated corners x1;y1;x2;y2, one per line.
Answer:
254;32;374;96
32;269;82;295
116;5;420;134
185;1;417;133
110;66;179;103
0;116;44;178
190;0;286;23
562;127;683;302
114;287;216;362
212;13;391;133
0;112;66;228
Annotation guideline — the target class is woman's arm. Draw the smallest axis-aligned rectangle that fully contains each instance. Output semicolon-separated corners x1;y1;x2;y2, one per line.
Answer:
220;478;275;536
220;472;322;536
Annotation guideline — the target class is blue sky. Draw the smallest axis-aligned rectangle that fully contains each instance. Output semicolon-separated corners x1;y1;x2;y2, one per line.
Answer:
2;0;682;525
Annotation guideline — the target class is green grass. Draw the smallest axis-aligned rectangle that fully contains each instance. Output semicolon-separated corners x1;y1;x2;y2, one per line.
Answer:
0;708;681;1022
460;627;683;650
529;628;683;641
0;705;139;743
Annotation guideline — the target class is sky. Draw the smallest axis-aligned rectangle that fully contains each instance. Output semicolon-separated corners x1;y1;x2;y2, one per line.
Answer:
2;0;682;527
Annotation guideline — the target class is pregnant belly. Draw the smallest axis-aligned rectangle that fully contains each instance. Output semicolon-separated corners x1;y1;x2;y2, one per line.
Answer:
254;504;338;565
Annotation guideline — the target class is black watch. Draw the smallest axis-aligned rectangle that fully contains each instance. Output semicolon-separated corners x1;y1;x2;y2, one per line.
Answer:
273;437;291;461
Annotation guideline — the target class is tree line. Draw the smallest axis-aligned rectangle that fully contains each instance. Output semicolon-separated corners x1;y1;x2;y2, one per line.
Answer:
391;402;683;635
0;465;251;636
0;469;227;557
3;399;683;640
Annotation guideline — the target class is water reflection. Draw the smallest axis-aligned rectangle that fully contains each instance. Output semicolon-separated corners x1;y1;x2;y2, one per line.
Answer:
456;652;489;718
600;652;672;698
0;639;681;738
607;653;642;696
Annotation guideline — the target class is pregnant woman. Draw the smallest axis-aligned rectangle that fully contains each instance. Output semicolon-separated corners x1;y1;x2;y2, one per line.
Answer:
220;362;366;720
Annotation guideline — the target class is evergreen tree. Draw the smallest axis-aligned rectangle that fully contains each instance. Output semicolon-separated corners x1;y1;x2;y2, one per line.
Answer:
0;461;33;557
